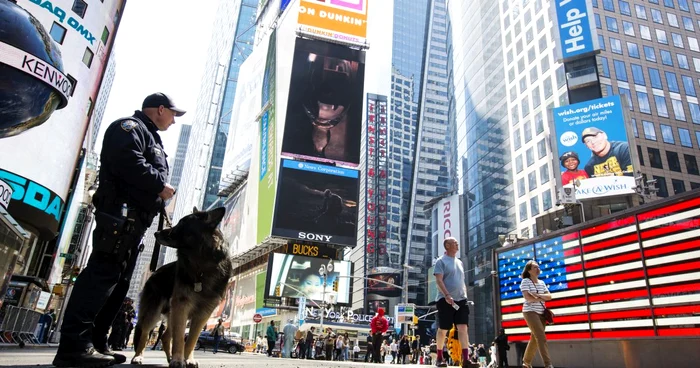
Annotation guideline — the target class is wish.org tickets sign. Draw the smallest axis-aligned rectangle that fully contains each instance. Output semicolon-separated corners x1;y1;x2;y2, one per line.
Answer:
298;0;368;46
550;0;599;62
552;95;637;200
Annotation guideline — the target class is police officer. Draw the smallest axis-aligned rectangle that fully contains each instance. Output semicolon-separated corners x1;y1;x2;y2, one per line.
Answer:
53;93;184;367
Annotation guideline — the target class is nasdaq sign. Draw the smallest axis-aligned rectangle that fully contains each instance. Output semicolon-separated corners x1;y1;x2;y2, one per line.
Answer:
551;0;598;61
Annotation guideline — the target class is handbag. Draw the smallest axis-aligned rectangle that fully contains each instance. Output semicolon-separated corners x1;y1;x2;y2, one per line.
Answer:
540;301;555;325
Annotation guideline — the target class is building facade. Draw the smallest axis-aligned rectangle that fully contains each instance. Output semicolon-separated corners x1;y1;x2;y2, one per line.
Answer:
88;51;117;152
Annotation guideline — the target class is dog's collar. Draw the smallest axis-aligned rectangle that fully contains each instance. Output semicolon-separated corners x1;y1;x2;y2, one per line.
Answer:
194;272;204;292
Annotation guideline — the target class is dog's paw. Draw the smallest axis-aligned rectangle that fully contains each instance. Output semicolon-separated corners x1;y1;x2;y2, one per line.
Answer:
169;358;186;368
185;358;198;368
131;355;143;365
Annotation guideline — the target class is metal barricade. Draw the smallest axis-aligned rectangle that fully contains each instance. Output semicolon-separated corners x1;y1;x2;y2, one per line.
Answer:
0;305;43;345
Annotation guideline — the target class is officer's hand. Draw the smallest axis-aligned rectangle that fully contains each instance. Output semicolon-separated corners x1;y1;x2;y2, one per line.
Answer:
159;184;176;200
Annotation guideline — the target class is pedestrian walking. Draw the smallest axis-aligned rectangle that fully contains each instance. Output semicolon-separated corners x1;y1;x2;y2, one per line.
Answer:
520;260;554;368
434;237;471;368
305;327;315;359
335;334;345;361
411;335;421;364
325;332;335;361
343;333;350;361
370;308;389;363
364;335;373;362
266;321;278;357
52;93;182;367
212;319;224;354
493;328;509;368
151;322;166;350
477;344;487;367
487;342;498;368
399;335;411;364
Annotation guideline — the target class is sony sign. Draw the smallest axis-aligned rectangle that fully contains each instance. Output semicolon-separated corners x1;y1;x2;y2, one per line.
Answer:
551;0;599;61
436;195;462;252
298;232;333;242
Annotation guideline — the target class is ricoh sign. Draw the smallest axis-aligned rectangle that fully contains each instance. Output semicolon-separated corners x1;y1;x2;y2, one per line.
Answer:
551;0;599;62
435;195;462;250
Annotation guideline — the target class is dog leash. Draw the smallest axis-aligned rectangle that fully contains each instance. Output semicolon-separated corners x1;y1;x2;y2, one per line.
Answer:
149;206;172;272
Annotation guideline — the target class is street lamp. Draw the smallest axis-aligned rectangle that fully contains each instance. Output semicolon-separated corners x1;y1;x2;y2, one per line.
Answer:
318;260;334;332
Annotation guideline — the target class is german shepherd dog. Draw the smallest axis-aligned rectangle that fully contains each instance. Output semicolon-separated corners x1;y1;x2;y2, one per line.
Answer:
131;207;233;368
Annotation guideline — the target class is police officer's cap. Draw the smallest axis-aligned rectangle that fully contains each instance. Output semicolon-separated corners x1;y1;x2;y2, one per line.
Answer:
560;151;579;165
142;93;186;116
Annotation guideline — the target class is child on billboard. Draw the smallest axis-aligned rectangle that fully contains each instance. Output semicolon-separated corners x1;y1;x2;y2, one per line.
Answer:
559;151;589;185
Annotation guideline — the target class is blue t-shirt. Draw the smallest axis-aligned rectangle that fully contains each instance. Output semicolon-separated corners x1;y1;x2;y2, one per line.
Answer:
433;254;468;302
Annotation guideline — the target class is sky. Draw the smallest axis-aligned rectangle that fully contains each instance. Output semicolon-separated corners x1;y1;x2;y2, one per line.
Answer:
94;0;219;160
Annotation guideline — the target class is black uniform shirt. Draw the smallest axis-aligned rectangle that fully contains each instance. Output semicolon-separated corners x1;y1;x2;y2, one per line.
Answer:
99;110;169;213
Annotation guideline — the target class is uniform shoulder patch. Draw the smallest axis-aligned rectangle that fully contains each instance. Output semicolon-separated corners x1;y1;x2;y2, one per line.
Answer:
121;120;137;132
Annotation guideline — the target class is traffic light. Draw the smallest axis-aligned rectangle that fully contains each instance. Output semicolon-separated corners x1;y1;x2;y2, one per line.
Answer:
413;316;418;325
70;267;81;283
274;285;281;297
332;278;339;292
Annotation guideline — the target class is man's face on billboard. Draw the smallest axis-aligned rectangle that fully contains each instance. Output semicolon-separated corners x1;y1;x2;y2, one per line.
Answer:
583;132;610;155
563;157;580;171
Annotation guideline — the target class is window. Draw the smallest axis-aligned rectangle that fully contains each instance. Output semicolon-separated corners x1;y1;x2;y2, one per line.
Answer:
623;20;635;36
600;56;611;77
640;24;652;40
532;86;541;108
654;176;669;197
541;57;550;73
603;0;615;11
679;0;691;12
643;120;658;140
101;27;110;44
661;50;674;65
697;131;700;146
652;9;664;23
518;178;526;197
513;129;522;150
682;75;697;96
679;128;693;147
535;113;544;134
611;38;623;54
657;29;669;44
524;121;533;143
690;102;700;124
667;151;682;172
631;64;645;85
530;66;539;83
66;74;77;97
685;154;700;175
678;54;690;70
664;0;676;8
526;148;535;167
661;124;676;144
648;147;664;168
666;72;680;92
543;190;552;211
530;197;540;216
689;37;700;52
537;139;547;158
614;60;627;81
655;95;669;117
672;179;686;194
72;0;88;18
619;0;631;15
599;34;607;50
628;42;640;58
638;91;652;114
543;77;553;98
633;118;639;137
519;202;528;222
683;16;695;31
619;87;633;110
606;16;619;32
49;22;66;44
644;46;656;62
693;182;700;189
516;155;524;173
522;96;530;117
672;33;685;48
668;13;680;27
649;68;663;88
528;171;538;191
556;65;566;87
82;47;94;68
638;145;646;166
636;4;648;19
672;99;687;121
540;164;550;184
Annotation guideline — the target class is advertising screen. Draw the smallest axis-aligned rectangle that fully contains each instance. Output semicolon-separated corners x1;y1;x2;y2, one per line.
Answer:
297;0;368;46
266;253;352;304
497;195;700;341
281;38;365;167
551;95;637;200
366;268;402;298
272;159;359;246
220;185;247;256
550;0;599;61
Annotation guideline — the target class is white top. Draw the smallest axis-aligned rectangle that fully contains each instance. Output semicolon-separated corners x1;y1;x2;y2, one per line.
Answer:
520;278;549;314
391;342;398;352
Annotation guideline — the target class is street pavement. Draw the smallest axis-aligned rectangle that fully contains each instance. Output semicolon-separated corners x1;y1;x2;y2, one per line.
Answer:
0;348;423;368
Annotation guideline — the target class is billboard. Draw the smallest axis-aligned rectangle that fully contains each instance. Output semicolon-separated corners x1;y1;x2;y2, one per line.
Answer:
265;253;352;304
272;159;359;246
220;185;247;256
497;195;700;341
280;38;365;167
550;0;599;62
208;280;235;328
255;270;276;317
298;0;368;46
366;267;401;298
551;95;637;200
365;94;389;267
435;194;461;252
257;30;277;244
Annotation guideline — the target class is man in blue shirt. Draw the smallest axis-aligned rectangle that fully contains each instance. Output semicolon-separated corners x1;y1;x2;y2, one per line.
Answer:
434;237;471;368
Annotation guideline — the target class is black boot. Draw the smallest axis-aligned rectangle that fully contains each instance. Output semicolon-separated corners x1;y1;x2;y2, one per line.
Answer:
94;339;127;364
53;347;115;367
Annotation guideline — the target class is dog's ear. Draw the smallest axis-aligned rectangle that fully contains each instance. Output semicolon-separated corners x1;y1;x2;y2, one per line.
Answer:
193;206;199;213
206;207;226;227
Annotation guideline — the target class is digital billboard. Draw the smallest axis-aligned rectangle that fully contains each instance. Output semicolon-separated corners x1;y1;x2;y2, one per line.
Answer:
298;0;368;46
280;38;365;167
497;195;700;341
272;159;359;246
257;30;277;244
550;0;599;62
220;185;247;256
265;253;352;304
551;95;637;200
365;94;389;267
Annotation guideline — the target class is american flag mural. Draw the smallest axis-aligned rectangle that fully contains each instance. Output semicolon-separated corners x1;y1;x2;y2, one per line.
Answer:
497;196;700;341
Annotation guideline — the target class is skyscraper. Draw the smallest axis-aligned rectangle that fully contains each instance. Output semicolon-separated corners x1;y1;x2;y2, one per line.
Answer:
89;52;117;152
170;124;192;188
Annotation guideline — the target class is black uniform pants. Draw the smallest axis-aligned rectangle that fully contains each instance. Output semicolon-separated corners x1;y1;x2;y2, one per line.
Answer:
372;333;383;363
58;211;151;352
